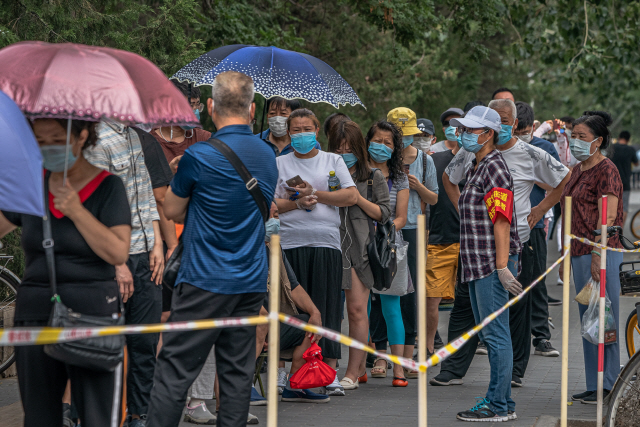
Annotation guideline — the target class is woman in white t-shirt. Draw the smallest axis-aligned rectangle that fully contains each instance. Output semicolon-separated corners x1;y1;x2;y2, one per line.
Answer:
366;121;411;387
274;108;358;396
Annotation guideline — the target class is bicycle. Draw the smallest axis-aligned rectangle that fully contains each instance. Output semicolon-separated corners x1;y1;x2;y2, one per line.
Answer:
0;247;19;375
592;226;640;426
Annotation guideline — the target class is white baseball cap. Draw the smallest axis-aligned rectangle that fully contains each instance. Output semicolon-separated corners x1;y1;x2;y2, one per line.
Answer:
450;106;501;132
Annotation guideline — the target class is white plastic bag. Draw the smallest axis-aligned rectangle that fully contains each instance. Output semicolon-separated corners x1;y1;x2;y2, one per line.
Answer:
580;279;617;345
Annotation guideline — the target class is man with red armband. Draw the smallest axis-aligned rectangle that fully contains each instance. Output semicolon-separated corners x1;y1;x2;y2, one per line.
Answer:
443;98;571;389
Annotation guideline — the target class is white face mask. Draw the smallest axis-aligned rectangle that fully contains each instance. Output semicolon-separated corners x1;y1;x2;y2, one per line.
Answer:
518;131;533;143
268;116;288;137
412;136;433;152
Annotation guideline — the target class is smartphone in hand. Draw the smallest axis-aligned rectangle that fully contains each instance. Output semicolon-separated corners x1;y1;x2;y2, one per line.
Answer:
286;175;304;187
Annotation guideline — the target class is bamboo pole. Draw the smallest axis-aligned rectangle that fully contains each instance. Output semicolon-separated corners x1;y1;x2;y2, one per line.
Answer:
417;215;427;427
561;197;572;427
596;196;608;426
267;235;281;427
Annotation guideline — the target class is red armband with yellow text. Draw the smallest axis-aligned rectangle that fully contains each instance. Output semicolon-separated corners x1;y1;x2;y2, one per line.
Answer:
483;187;514;224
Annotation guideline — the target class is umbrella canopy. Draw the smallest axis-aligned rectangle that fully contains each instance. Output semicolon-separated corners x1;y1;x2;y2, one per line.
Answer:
172;45;364;109
0;90;44;217
0;41;198;127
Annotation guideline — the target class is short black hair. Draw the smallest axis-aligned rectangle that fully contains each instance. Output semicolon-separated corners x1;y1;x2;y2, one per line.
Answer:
463;100;485;114
170;79;201;99
323;112;351;137
619;130;631;141
573;111;613;151
515;101;534;130
266;97;301;113
560;116;575;126
491;87;513;100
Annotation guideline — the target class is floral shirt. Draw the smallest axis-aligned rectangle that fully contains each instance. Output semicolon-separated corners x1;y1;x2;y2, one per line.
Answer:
561;158;623;257
459;150;522;282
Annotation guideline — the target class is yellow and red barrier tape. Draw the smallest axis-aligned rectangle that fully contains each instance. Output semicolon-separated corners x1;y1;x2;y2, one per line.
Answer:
0;251;568;373
569;234;640;253
0;316;269;346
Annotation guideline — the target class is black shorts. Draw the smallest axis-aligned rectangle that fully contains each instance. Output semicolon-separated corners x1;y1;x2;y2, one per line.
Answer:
280;313;309;351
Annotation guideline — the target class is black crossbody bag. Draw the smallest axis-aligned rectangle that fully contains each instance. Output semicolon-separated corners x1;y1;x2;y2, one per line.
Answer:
42;173;125;372
163;138;269;291
365;170;397;292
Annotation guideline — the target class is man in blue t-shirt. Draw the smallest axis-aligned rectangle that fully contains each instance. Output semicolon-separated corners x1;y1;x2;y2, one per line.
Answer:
514;101;562;359
147;71;278;427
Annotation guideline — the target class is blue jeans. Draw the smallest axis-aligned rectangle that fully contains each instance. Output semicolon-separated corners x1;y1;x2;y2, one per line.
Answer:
468;254;518;416
571;251;622;391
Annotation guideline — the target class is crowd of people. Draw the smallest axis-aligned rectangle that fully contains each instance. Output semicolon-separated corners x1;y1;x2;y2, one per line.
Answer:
0;71;628;426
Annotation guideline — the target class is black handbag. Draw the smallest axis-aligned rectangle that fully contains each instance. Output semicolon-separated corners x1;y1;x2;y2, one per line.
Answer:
41;174;125;372
163;137;269;291
366;171;397;292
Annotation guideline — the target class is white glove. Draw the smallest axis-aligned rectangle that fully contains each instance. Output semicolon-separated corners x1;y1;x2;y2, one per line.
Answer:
497;267;523;296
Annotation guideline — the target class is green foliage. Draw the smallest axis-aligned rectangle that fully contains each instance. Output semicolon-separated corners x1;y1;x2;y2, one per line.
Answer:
0;0;204;75
1;229;24;279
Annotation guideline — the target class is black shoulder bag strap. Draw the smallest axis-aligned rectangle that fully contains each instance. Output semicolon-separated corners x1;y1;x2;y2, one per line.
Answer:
366;169;376;240
207;137;269;223
42;172;59;301
422;150;427;185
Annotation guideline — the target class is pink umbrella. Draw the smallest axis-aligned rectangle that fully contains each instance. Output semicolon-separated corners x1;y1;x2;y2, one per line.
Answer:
0;41;198;127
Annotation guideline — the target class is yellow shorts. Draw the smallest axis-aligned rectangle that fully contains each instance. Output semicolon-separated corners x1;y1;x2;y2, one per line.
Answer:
426;243;459;299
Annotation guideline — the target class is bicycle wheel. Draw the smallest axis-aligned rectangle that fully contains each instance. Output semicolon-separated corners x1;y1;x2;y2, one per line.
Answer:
631;208;640;240
606;351;640;426
626;309;639;358
0;268;18;374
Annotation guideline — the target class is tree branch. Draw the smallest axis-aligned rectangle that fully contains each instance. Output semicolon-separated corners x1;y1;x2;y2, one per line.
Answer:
567;0;589;72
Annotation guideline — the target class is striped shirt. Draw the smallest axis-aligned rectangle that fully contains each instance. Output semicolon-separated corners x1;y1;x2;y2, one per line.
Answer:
85;119;160;254
458;150;521;282
389;174;409;221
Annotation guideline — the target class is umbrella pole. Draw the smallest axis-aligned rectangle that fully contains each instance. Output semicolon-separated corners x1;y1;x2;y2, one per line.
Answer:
63;117;72;186
259;97;268;135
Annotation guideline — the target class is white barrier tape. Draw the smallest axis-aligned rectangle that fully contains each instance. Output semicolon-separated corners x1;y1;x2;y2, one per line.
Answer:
0;315;269;346
570;234;640;253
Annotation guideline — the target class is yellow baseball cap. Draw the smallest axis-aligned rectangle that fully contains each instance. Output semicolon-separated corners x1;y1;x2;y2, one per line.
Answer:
387;107;421;136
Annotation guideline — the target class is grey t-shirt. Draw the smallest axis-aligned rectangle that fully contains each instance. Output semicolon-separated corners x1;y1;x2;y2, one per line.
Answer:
445;140;569;242
389;174;410;221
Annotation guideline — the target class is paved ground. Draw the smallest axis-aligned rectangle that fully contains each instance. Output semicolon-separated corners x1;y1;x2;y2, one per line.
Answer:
2;196;640;426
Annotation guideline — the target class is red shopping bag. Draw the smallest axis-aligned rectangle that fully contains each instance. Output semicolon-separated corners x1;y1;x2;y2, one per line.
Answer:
288;343;335;389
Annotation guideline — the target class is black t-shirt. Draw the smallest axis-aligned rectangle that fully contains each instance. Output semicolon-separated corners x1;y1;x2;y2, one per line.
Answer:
429;150;461;245
134;128;173;188
611;143;637;191
2;173;131;321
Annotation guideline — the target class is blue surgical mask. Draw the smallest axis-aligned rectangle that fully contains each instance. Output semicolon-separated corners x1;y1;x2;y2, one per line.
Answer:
265;218;280;242
402;135;414;148
181;109;201;130
460;130;489;154
40;145;77;172
341;153;358;168
290;132;317;154
569;137;598;161
445;126;458;142
457;136;462;148
368;142;393;163
497;119;515;145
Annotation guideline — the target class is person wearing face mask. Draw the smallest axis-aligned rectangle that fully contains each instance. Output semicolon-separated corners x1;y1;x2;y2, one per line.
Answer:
387;108;439;362
151;80;211;174
273;108;358;396
413;118;437;153
326;120;391;390
260;97;321;156
560;111;624;404
365;120;413;387
431;107;464;153
444;101;570;387
0;119;132;427
512;101;564;356
447;106;522;422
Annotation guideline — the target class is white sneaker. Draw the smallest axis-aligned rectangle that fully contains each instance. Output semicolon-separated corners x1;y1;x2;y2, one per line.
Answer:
247;413;259;425
323;372;345;396
183;401;216;425
277;368;288;395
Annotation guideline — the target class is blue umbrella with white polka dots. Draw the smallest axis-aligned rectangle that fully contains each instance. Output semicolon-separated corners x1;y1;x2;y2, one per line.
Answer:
172;45;365;109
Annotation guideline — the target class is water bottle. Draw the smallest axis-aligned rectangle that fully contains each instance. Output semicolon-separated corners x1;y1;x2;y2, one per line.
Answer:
328;171;341;191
